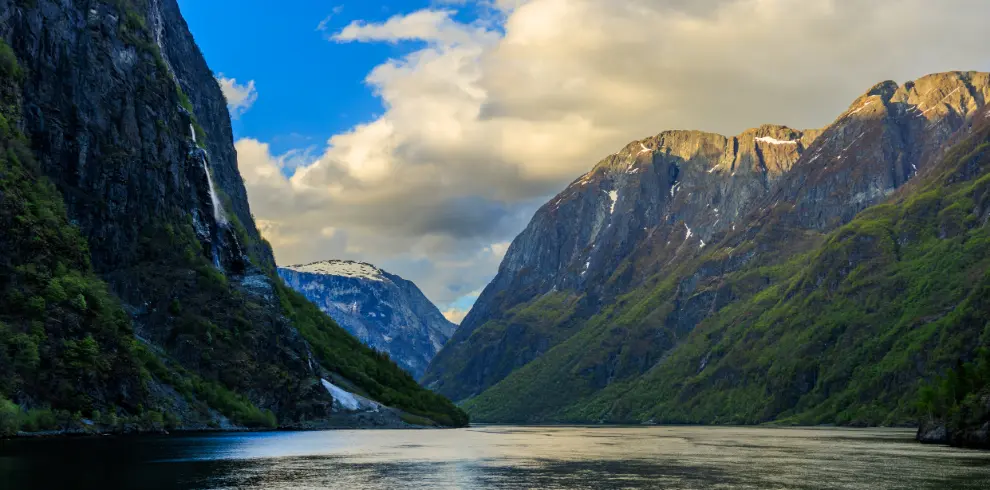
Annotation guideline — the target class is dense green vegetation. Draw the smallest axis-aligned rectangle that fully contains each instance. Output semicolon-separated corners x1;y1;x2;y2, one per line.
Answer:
918;348;990;443
464;119;990;428
0;40;147;424
426;291;585;401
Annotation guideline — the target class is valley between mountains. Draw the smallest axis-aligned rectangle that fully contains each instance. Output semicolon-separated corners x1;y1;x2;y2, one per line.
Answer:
0;0;987;450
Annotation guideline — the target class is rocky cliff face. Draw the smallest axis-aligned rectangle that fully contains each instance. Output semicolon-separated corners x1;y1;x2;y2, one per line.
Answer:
0;0;264;275
0;0;466;431
279;261;457;379
0;0;328;425
424;72;990;420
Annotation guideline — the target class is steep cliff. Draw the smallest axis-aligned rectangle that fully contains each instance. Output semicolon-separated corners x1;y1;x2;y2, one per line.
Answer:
0;0;466;432
279;260;457;379
425;72;990;427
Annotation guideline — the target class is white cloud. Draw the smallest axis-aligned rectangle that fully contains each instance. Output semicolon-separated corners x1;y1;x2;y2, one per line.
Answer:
488;242;511;260
334;9;495;46
241;0;990;312
216;74;258;118
443;308;470;324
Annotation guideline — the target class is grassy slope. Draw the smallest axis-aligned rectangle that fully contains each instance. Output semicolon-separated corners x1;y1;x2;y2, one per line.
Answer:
465;119;990;426
426;291;585;398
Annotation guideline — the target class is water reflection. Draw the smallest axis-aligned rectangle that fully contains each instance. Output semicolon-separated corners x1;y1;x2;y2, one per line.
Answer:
2;426;989;489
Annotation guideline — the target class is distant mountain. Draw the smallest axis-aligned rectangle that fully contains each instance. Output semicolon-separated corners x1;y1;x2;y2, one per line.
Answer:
279;260;457;379
424;71;990;437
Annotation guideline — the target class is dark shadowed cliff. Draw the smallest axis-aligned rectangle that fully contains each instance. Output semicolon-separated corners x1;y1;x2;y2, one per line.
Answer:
0;0;465;434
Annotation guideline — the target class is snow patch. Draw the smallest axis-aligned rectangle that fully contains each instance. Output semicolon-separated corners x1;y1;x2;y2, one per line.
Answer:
608;190;619;214
756;136;798;146
321;379;380;412
684;223;693;241
920;87;961;116
670;183;680;198
639;142;653;155
284;260;386;282
846;100;874;116
322;379;360;411
700;240;706;249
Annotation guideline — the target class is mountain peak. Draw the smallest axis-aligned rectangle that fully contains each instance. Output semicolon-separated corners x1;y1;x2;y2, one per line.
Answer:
278;261;457;378
282;259;386;282
843;71;990;121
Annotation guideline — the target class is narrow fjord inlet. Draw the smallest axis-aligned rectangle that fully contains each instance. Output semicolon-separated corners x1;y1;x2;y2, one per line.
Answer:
2;0;990;489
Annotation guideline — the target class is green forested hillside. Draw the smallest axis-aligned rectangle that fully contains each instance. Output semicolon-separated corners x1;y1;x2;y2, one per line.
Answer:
464;117;990;427
0;25;464;435
0;41;148;433
919;348;990;447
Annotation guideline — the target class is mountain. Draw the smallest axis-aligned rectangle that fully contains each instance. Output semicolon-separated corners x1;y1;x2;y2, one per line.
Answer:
424;71;990;431
278;260;457;379
0;0;466;435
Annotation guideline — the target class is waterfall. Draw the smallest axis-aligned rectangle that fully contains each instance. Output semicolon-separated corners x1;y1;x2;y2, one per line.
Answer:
195;150;227;271
199;152;228;226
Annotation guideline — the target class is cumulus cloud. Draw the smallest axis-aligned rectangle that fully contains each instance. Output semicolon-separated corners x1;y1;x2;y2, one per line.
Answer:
216;74;258;118
240;0;990;311
443;309;470;324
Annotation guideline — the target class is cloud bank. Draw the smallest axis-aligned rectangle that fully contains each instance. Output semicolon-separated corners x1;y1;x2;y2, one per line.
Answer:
239;0;990;314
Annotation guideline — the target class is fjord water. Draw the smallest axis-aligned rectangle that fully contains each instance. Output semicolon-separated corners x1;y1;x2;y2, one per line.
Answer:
2;426;989;489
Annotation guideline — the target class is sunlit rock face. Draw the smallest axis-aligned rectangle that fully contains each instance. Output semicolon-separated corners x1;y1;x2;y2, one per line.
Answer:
423;71;990;405
280;260;457;379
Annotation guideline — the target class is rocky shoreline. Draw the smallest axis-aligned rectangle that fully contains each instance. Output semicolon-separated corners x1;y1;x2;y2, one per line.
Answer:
917;419;990;450
5;417;445;440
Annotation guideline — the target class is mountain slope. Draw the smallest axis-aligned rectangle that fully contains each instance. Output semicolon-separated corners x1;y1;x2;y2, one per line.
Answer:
424;71;990;425
469;106;990;425
0;0;465;432
579;110;990;426
279;260;457;379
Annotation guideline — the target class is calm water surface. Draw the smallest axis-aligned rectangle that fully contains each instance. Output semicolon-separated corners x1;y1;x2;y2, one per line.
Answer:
2;426;990;489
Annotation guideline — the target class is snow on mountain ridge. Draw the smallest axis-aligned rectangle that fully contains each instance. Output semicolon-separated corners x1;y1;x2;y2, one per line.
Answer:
279;261;458;379
283;260;386;282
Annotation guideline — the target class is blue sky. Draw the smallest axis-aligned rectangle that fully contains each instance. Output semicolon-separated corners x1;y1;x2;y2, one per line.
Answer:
178;0;489;155
176;0;509;321
174;0;990;323
178;0;423;154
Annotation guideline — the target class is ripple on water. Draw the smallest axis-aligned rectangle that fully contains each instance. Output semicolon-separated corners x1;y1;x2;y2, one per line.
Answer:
1;426;990;489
